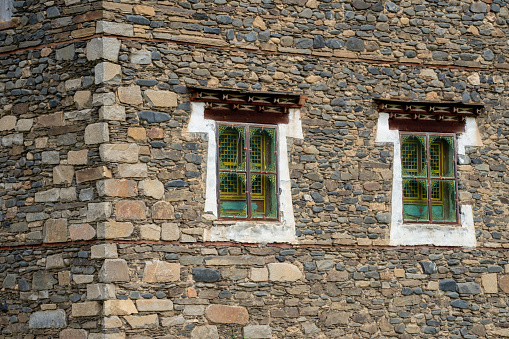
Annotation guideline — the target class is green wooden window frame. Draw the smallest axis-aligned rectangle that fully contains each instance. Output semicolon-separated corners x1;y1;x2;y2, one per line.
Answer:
217;122;278;220
401;133;459;224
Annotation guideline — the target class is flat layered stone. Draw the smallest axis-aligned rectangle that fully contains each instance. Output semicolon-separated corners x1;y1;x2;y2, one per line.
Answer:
144;260;180;282
204;305;249;325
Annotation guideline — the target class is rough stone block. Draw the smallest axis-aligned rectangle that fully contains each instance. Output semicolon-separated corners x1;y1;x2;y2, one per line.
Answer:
29;310;67;329
35;188;60;203
74;90;92;109
204;305;249;325
87;202;113;222
69;223;96;241
136;299;173;312
2;274;17;289
134;5;155;16
144;90;177;107
97;221;134;239
250;267;268;282
36;112;64;129
152;201;175;219
76;166;112;184
59;329;87;339
191;325;219;339
97;179;137;197
16;118;34;132
268;263;302;282
457;282;481;295
73;275;94;284
85;122;110;144
143;260;180;282
33;271;57;290
243;325;272;339
124;314;159;328
184;305;206;316
87;37;121;62
100;143;139;163
91;243;118;259
42;151;60;164
127;127;146;141
118;163;148;178
60;187;77;202
53;165;75;185
95;62;122;85
72;301;101;317
46;254;65;269
140;179;164;199
131;50;152;64
58;271;71;286
99;259;130;282
93;92;116;106
116;200;146;220
56;44;75;60
0;115;16;131
139;224;161;240
161;223;180;241
118;85;143;105
87;283;116;300
482;273;498;293
96;21;134;37
100;105;126;121
104;300;138;316
65;78;81;91
68;149;88;165
43;218;67;243
104;316;122;329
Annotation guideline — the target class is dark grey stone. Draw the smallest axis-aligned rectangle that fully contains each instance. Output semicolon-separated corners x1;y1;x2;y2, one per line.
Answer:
457;282;481;295
295;38;313;49
165;180;189;188
451;299;469;309
2;274;17;289
385;1;400;12
432;51;449;61
352;0;371;10
126;15;150;25
136;79;158;86
313;35;325;48
192;267;221;282
46;6;60;18
217;15;232;24
29;310;67;329
32;271;57;290
420;261;437;274
470;2;487;13
18;278;30;291
439;279;457;291
345;37;364;51
10;222;28;233
376;213;391;224
245;32;258;42
184;153;202;164
310;192;324;203
422;326;439;334
138;111;171;123
482;49;494;61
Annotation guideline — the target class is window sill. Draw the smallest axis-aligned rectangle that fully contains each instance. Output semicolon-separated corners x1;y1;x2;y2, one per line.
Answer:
204;219;295;244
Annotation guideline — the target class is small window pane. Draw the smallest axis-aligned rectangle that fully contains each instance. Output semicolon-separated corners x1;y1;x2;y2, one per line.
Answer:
431;179;457;223
403;179;429;221
249;127;276;172
430;136;455;178
251;174;277;219
219;126;245;171
219;173;247;218
401;135;427;177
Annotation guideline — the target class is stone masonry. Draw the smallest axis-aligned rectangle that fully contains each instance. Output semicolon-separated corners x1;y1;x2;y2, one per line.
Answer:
0;0;508;338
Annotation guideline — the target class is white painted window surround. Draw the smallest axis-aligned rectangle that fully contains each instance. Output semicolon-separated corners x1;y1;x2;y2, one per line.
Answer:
375;113;482;247
187;102;303;244
0;0;12;23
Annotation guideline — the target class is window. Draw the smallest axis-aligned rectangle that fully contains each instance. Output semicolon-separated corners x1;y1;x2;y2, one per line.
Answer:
0;0;12;23
217;123;278;220
401;133;458;224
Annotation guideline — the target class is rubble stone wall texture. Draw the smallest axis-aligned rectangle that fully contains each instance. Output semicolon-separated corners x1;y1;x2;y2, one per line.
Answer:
0;0;508;337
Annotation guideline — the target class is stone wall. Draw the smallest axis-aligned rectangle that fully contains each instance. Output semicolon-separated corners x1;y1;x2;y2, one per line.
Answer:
0;0;508;337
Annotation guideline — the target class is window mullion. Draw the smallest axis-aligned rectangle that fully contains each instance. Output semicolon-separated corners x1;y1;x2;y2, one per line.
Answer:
426;134;433;223
245;125;252;219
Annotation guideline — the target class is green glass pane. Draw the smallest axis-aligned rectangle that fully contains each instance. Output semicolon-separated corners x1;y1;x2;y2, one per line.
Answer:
401;135;427;177
251;174;277;219
430;136;455;178
403;179;429;221
219;172;247;218
218;126;245;171
431;179;457;223
249;126;276;173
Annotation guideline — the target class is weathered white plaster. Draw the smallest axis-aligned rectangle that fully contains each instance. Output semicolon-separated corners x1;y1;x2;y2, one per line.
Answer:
187;102;302;243
375;113;479;247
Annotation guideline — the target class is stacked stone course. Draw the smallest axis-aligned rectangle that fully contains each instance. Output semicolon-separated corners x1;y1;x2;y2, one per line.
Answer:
0;0;508;337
